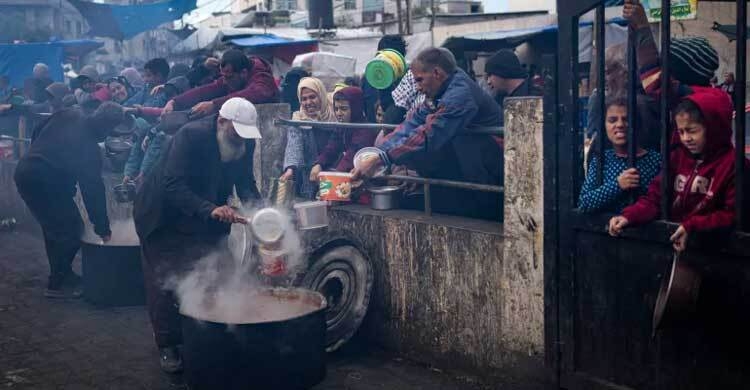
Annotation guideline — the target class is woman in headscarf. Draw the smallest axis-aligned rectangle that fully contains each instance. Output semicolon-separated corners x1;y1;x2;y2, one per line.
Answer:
309;86;375;177
280;76;336;199
106;76;137;104
280;67;310;112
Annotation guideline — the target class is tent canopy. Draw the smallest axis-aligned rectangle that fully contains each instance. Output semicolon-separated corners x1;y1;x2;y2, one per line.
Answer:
442;17;629;62
70;0;197;40
0;40;104;87
228;34;318;49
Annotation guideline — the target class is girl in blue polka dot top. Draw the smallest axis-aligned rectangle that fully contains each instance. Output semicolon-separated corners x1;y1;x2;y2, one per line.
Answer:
578;97;661;213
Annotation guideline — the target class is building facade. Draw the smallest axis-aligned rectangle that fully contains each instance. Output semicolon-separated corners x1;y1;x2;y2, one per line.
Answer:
0;0;87;42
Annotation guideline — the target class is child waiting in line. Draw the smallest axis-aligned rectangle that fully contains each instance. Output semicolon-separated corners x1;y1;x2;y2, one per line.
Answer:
309;86;376;179
609;89;744;252
578;96;661;213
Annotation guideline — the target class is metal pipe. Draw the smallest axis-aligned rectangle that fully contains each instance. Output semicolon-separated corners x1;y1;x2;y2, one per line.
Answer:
377;174;504;193
0;135;31;143
627;29;638;169
595;4;606;186
660;0;672;220
736;0;747;230
274;118;504;136
424;182;432;216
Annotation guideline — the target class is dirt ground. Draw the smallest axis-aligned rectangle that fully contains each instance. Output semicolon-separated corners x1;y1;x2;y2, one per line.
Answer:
0;230;489;390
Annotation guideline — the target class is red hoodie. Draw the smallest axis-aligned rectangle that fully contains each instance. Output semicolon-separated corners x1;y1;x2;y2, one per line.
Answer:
172;56;279;110
314;87;377;172
622;88;745;233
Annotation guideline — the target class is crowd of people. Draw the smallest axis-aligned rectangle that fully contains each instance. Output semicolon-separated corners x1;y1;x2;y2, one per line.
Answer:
4;0;746;370
3;33;544;373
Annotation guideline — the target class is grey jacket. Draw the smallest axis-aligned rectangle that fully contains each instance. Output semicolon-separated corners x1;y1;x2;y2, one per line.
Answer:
283;126;320;199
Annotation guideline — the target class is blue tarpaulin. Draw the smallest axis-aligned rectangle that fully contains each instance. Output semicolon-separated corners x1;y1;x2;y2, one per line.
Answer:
70;0;197;40
228;34;318;48
0;40;104;87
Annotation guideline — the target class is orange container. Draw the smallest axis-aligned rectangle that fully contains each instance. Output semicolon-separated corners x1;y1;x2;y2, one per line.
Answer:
318;171;353;201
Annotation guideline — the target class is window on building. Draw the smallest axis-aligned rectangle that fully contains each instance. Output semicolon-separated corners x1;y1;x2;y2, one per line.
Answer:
344;0;357;10
65;21;72;34
76;22;82;35
276;0;297;10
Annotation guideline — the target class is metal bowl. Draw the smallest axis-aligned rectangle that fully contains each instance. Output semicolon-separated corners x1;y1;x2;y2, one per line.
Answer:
250;207;286;245
368;185;402;210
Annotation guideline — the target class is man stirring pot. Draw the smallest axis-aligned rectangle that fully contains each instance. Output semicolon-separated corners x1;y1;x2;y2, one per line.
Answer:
134;97;261;373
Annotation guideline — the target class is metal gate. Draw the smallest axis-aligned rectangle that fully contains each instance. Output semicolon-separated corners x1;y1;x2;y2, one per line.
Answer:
545;1;750;389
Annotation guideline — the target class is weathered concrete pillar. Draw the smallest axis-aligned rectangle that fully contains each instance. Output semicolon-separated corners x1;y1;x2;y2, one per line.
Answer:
501;97;545;359
254;103;291;198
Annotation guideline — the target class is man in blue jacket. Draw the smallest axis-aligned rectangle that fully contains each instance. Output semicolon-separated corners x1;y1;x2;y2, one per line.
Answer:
354;47;504;221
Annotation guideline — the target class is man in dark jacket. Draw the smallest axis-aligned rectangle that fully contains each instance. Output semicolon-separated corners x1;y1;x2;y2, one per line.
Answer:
134;97;261;373
354;47;504;221
485;49;542;124
14;102;125;298
162;50;278;117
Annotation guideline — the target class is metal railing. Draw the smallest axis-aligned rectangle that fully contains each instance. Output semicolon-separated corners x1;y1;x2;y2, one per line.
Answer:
275;118;505;217
586;0;747;232
274;118;505;137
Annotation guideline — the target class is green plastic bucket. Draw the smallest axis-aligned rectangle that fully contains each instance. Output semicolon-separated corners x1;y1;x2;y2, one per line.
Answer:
365;49;407;90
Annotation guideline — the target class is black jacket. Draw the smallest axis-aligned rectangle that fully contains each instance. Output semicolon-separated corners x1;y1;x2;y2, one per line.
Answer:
495;78;542;125
134;116;260;240
14;108;110;236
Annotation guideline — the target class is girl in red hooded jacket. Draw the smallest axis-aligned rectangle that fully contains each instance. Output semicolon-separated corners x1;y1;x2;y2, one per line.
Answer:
309;86;377;179
608;88;746;252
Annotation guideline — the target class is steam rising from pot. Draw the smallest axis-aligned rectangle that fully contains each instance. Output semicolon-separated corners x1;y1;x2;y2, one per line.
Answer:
170;206;307;325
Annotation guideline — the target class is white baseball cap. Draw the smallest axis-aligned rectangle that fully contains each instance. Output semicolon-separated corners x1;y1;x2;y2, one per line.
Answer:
219;97;261;139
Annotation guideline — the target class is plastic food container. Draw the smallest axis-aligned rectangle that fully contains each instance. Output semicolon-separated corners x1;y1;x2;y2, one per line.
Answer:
365;49;408;90
0;140;14;160
318;172;353;201
258;245;288;277
353;147;387;178
294;201;328;230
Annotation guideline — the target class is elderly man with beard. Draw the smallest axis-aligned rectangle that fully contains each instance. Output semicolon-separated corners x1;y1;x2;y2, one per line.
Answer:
14;102;126;298
133;97;261;373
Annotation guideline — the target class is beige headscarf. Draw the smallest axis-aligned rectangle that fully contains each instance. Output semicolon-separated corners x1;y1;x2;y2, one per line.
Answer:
292;77;336;122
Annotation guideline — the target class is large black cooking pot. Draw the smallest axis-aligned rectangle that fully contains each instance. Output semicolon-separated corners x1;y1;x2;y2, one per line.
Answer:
81;239;145;307
181;287;328;390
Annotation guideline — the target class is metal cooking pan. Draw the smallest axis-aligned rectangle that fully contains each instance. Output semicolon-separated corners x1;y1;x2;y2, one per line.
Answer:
652;253;702;336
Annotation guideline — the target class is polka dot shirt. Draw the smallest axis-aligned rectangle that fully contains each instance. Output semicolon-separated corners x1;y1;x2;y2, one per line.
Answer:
578;149;662;214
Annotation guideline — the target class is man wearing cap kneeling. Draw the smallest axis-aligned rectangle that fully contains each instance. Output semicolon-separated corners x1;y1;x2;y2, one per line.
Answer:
134;97;261;373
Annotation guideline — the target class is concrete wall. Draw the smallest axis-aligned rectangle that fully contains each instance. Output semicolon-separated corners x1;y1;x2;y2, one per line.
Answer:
500;97;545;357
324;206;546;387
310;97;548;386
255;103;292;198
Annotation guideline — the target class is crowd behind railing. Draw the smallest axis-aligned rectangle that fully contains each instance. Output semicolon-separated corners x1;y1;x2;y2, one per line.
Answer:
0;34;537;223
